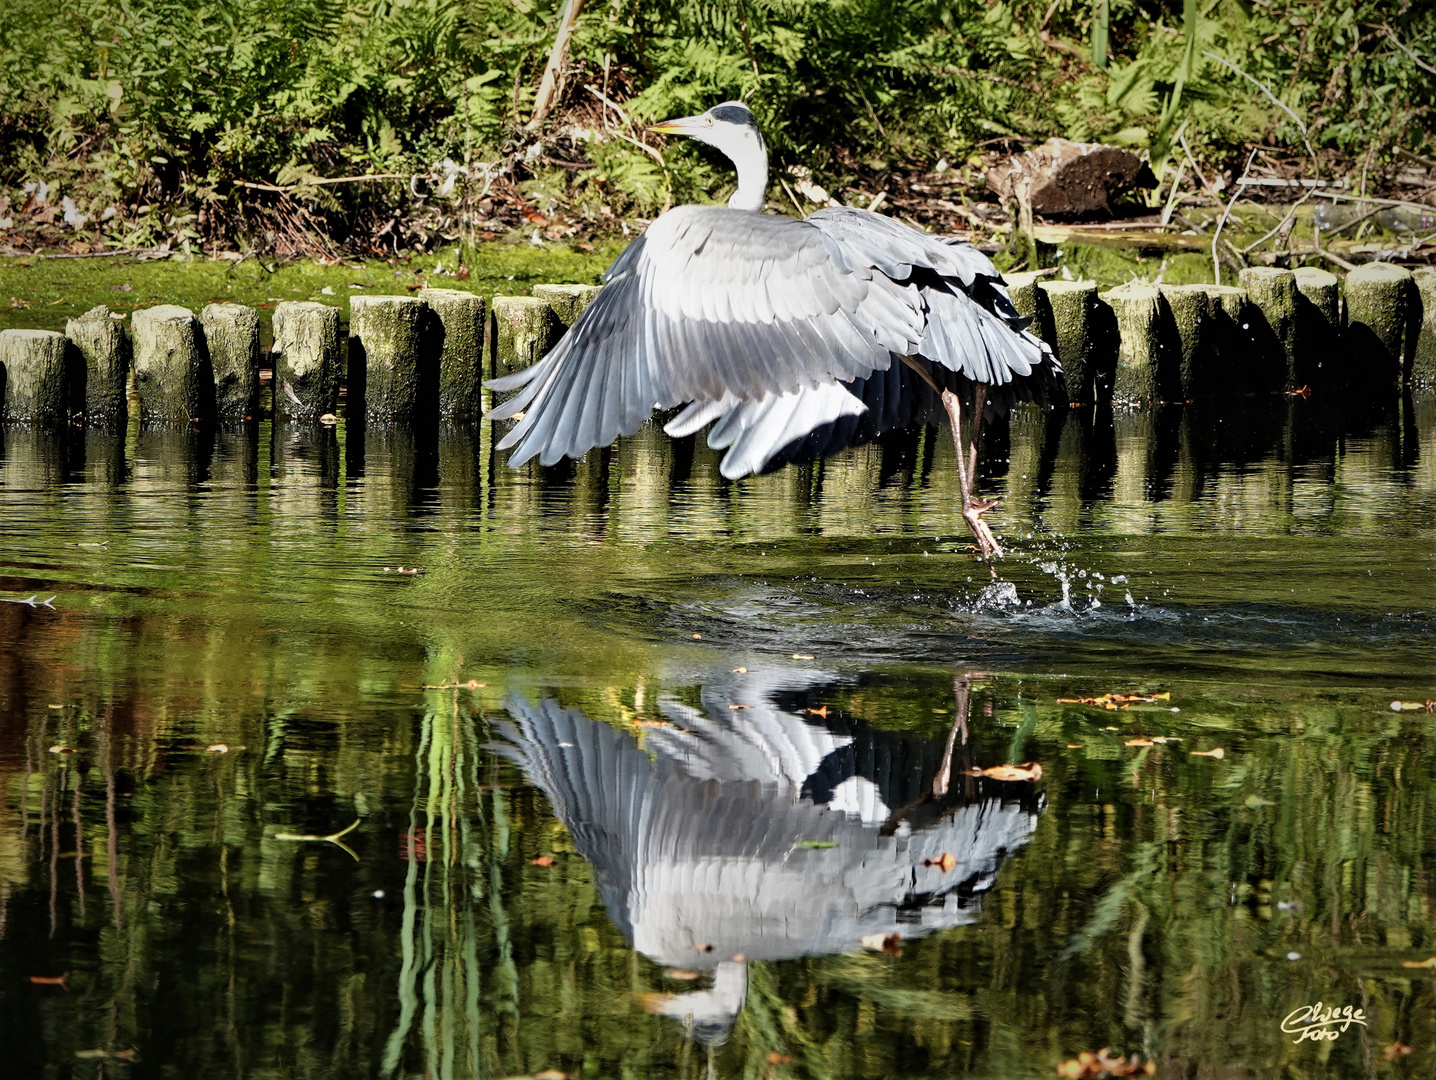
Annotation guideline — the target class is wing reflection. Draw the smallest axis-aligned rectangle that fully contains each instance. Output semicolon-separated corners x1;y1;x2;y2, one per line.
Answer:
492;668;1041;1044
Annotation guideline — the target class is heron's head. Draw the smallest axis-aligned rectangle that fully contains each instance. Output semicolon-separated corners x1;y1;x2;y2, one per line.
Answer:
650;102;766;168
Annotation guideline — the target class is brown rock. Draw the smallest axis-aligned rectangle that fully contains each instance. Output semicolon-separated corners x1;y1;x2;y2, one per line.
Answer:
987;138;1156;220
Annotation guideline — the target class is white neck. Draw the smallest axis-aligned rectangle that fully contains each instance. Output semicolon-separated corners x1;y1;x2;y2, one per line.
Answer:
725;142;768;212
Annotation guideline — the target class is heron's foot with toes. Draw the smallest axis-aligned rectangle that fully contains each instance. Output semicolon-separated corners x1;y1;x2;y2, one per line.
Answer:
963;496;1003;567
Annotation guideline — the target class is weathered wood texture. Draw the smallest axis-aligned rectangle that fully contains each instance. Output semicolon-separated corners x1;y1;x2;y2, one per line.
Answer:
1238;267;1299;392
349;295;437;421
491;296;560;380
418;288;486;418
65;305;130;419
1103;282;1177;403
1037;280;1109;403
1414;270;1436;387
132;304;208;421
272;301;342;419
0;329;70;421
1344;264;1418;388
532;283;602;327
200;303;261;419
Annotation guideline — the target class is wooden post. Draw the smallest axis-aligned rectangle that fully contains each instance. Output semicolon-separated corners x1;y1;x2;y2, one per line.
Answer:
532;283;602;327
1238;267;1298;392
1103;282;1175;404
272;301;342;420
132;305;208;421
200;303;261;420
1038;280;1106;403
0;329;70;421
1291;267;1342;390
1158;284;1212;400
65;305;129;420
1344;263;1417;389
491;295;560;380
1414;270;1436;388
349;295;436;421
418;288;486;418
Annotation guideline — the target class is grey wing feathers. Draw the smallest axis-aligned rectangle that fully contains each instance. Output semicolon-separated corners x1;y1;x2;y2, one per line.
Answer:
487;206;926;468
487;203;1059;471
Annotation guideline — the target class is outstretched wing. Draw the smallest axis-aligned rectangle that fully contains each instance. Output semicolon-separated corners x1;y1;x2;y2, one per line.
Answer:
486;205;927;467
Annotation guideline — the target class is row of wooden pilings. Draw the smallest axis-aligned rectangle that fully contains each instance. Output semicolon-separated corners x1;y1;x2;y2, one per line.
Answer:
0;266;1433;425
0;284;600;424
1008;264;1436;403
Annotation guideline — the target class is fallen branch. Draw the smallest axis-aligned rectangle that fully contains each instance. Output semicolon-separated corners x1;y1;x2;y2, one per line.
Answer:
1312;228;1358;271
1242;189;1315;254
32;249;148;260
1212;147;1259;283
527;0;585;130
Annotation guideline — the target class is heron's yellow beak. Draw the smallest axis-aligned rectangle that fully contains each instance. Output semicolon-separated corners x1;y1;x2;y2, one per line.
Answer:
649;115;702;136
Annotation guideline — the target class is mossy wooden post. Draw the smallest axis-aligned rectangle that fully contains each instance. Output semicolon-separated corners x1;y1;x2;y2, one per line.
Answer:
1414;270;1436;388
272;301;341;420
532;283;602;327
491;295;559;381
1344;263;1417;389
1291;267;1342;390
1003;272;1055;347
1158;284;1211;399
65;305;129;419
418;288;485;418
200;303;261;420
349;295;436;421
132;305;208;421
1238;267;1298;392
0;329;70;421
1038;280;1105;403
1103;282;1174;404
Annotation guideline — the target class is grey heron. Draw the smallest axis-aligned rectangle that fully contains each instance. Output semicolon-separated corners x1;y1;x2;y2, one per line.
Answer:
491;666;1041;1044
486;101;1062;563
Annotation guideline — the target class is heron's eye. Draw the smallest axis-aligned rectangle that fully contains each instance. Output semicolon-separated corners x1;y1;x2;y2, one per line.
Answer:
705;117;713;126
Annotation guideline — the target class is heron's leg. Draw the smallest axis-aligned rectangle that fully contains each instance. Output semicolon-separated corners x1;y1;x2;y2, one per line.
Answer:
932;674;972;798
940;388;1003;569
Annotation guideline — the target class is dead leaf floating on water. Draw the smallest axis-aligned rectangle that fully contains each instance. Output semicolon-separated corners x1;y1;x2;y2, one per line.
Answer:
766;1052;794;1065
690;942;713;953
730;666;747;674
206;744;229;754
1057;692;1170;710
1125;738;1155;747
1400;956;1436;969
861;932;903;956
1066;743;1084;749
74;1049;137;1061
728;704;751;710
532;856;555;868
318;413;338;425
48;745;73;755
666;970;700;980
30;973;69;989
690;633;702;640
423;679;487;689
792;653;815;660
381;566;423;575
1190;748;1226;759
924;852;957;873
1384;1043;1414;1060
533;1071;568;1080
968;763;1043;782
1390;700;1435;713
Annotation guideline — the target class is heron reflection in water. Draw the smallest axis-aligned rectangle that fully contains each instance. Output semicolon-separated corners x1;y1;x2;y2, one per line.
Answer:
487;102;1063;567
492;668;1042;1044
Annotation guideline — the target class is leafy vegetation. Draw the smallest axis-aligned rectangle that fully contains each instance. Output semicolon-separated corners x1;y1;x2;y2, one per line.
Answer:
0;0;1432;253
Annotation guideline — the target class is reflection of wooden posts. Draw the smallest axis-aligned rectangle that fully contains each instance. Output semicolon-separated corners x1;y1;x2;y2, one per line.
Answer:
349;295;435;421
490;296;560;380
132;305;208;421
0;329;70;421
418;288;486;418
65;305;129;420
1414;270;1436;388
532;283;601;327
1344;264;1417;389
271;301;342;420
1291;267;1342;389
200;303;261;420
1038;280;1104;403
1238;267;1298;392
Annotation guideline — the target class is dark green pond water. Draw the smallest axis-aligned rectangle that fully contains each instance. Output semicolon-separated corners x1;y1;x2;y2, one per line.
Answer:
1;393;1434;1079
